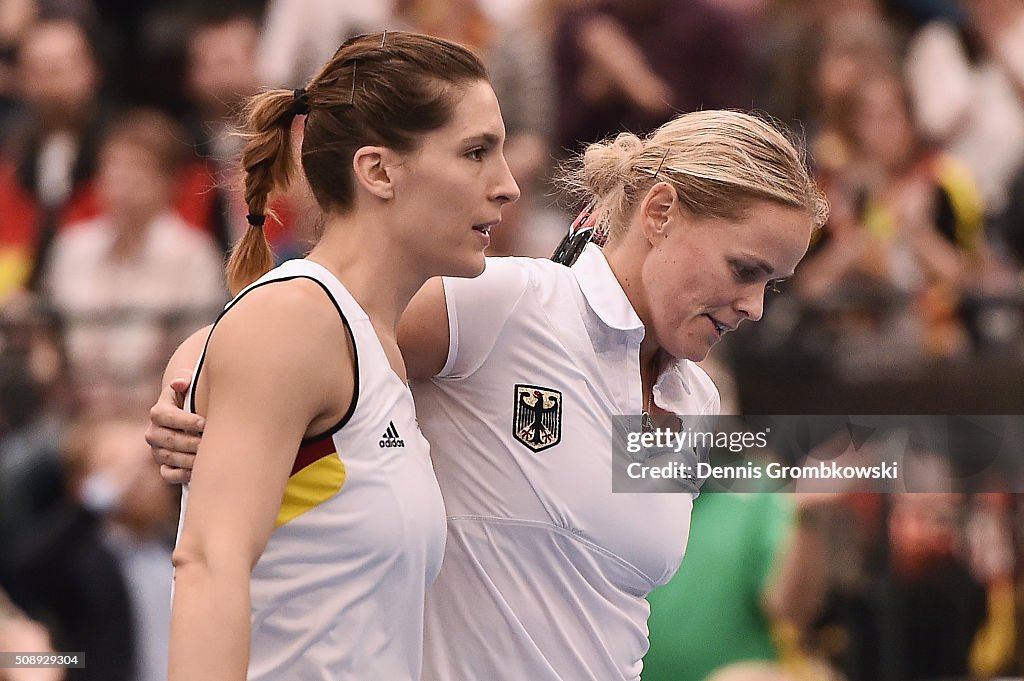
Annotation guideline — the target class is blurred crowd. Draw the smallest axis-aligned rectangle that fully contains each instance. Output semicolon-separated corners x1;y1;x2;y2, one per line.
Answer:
0;0;1023;680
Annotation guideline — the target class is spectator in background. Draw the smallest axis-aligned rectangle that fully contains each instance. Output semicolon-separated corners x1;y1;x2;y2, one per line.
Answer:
0;295;69;558
184;7;311;259
185;9;262;153
1;423;136;681
39;108;226;415
644;458;846;681
0;16;107;302
810;491;993;681
0;0;36;141
905;0;1024;227
804;10;900;182
962;492;1017;678
883;492;994;680
61;417;177;681
2;417;181;681
756;0;892;132
552;0;756;154
89;0;262;114
256;0;396;88
0;352;63;548
905;0;1024;300
644;493;798;681
795;69;988;362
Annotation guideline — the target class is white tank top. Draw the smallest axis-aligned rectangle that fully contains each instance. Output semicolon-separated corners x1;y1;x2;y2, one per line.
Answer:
176;258;447;681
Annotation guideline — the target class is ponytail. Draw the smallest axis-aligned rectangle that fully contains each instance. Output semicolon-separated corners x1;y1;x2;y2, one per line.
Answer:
226;88;305;295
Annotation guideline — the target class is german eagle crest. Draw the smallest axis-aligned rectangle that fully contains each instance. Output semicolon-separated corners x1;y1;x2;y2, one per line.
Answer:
513;384;562;452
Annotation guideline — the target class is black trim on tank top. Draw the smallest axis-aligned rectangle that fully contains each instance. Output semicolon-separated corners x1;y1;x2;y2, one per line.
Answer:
189;275;360;443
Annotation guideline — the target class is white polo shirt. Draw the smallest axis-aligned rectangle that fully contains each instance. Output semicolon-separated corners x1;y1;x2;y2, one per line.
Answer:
413;244;720;681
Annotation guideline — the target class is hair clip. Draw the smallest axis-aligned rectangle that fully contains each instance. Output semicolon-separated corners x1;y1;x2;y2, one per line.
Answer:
349;61;357;105
246;213;267;228
551;203;598;266
381;30;387;48
652;148;669;179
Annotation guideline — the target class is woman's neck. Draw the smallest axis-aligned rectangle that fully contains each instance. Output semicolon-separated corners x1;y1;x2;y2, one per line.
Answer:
640;342;663;378
306;214;429;333
604;231;658;343
602;235;666;383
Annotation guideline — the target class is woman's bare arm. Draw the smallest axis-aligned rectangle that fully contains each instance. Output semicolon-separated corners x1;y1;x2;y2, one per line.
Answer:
169;281;353;681
397;277;451;381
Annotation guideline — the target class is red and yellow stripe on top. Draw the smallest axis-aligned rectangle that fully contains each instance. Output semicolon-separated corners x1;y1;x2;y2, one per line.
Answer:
275;436;346;528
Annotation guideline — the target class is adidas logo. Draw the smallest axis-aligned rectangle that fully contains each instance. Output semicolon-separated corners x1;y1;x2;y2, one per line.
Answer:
379;421;405;448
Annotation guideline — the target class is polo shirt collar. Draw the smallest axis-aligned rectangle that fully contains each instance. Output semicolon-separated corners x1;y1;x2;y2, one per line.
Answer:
571;244;699;403
571;243;643;332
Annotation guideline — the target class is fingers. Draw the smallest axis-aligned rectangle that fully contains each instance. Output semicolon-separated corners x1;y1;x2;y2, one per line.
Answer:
160;464;192;485
149;382;204;434
168;377;191;405
148;377;201;486
152;446;199;471
146;424;202;456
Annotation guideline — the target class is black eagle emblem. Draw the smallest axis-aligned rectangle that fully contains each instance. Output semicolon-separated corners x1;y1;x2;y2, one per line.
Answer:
513;384;562;452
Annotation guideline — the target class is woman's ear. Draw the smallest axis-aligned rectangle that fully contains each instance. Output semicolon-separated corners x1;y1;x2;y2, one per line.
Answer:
639;181;679;244
352;146;398;200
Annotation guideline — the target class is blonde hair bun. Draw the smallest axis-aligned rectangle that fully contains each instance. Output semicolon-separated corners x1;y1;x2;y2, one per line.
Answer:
582;132;644;198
